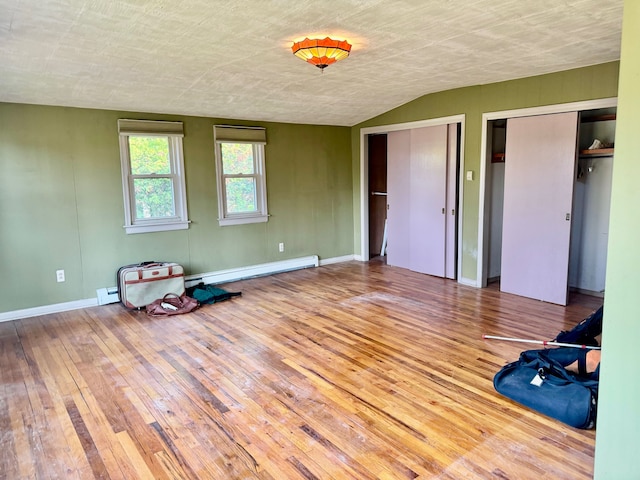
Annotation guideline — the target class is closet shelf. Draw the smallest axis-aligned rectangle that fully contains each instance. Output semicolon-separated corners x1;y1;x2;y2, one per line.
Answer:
581;114;616;123
579;148;614;158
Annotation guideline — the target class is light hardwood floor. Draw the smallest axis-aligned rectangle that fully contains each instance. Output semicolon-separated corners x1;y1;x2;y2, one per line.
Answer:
0;260;603;479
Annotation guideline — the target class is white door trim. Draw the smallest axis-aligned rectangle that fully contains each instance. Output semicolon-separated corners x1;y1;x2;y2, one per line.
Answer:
359;114;466;284
477;97;617;287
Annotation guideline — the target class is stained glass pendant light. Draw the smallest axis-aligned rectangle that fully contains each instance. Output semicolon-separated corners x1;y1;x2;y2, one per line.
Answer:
291;37;352;70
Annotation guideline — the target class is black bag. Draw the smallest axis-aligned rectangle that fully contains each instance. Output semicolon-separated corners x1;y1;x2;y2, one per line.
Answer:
493;348;598;429
554;305;603;346
185;283;242;304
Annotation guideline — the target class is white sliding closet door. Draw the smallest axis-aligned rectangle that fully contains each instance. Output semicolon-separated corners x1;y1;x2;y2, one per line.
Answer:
387;125;448;277
409;125;448;277
387;130;411;270
500;112;578;305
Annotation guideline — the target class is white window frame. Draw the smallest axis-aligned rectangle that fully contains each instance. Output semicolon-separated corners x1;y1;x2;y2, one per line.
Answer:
214;125;269;226
118;119;189;234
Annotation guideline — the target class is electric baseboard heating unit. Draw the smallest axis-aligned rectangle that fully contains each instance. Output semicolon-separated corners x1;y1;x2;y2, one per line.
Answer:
96;255;319;306
186;255;319;287
96;286;120;306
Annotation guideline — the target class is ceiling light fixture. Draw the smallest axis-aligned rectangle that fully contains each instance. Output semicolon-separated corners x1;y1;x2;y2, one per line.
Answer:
291;37;352;71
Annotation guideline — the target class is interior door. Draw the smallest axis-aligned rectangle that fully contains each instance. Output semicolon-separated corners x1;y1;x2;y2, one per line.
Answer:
387;130;411;269
500;112;578;305
409;125;448;277
387;125;448;276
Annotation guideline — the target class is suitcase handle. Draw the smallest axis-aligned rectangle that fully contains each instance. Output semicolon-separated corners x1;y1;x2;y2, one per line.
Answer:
136;264;173;280
139;261;161;267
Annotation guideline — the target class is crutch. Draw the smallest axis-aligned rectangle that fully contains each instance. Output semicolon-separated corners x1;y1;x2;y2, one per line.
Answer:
482;334;601;350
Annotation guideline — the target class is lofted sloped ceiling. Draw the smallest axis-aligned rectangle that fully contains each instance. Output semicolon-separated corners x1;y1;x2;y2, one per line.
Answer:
0;0;623;126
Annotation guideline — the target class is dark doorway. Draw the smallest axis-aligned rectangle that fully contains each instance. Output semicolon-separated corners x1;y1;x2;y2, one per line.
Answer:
368;134;387;259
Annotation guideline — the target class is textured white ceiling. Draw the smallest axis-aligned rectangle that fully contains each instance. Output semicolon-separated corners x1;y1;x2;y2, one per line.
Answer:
0;0;623;126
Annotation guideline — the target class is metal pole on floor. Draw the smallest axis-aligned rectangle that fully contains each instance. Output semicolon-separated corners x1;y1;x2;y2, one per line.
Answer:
482;334;601;349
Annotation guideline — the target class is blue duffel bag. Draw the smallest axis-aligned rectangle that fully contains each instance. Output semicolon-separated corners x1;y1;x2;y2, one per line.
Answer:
493;347;599;429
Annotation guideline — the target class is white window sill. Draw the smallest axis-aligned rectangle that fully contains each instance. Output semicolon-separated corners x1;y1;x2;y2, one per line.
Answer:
218;215;269;227
124;220;190;235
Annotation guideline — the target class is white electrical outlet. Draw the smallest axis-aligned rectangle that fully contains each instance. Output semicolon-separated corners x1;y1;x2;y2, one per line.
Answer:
56;269;65;282
278;242;284;252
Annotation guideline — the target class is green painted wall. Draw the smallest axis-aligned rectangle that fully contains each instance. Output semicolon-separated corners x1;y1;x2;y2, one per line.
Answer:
0;104;353;312
594;1;640;477
351;62;620;281
1;14;638;472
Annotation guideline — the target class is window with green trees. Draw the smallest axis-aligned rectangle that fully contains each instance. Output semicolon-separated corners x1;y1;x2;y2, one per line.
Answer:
221;143;258;214
118;119;189;234
214;125;268;226
129;136;176;219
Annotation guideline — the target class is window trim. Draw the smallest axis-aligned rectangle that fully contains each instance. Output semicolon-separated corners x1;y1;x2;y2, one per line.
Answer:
214;125;268;227
118;119;189;234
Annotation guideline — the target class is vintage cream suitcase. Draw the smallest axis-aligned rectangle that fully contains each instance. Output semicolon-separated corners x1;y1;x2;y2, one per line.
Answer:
117;262;185;309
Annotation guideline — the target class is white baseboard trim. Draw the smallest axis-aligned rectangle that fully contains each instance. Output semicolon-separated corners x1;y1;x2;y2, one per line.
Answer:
0;298;98;323
319;254;355;266
458;276;480;288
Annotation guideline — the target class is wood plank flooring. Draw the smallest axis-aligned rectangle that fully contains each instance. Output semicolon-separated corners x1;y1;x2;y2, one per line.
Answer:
0;260;603;479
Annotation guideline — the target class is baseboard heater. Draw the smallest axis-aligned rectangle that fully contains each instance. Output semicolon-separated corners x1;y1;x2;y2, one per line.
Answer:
96;255;319;306
96;286;120;306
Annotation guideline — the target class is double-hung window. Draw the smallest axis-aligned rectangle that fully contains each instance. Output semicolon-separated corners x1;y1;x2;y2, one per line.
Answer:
118;119;189;234
214;125;268;226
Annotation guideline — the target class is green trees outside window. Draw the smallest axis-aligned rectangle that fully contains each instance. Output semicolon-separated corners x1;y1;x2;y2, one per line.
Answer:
129;136;176;219
220;143;258;214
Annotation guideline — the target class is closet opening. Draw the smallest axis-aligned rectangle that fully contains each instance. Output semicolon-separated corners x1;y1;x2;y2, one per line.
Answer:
569;107;616;298
367;133;388;260
364;120;463;280
485;118;507;287
481;103;616;305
